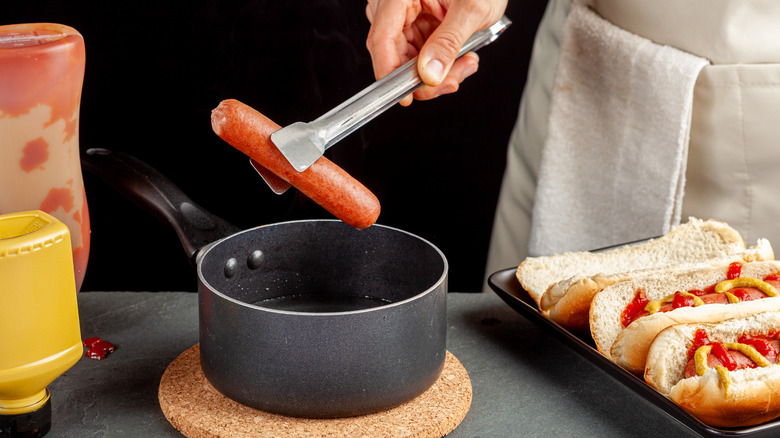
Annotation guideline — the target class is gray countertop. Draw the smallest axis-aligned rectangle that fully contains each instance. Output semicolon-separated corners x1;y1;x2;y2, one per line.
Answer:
45;291;699;437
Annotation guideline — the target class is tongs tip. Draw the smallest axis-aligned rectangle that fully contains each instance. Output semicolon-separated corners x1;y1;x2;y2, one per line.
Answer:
271;122;324;172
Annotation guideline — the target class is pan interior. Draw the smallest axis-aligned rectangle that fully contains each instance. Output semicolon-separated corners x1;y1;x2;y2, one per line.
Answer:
198;221;446;313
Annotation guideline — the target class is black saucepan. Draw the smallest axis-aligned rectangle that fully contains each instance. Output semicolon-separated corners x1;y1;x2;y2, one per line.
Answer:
81;148;448;418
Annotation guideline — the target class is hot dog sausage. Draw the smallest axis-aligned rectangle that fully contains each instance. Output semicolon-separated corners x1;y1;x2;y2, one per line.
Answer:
211;99;380;229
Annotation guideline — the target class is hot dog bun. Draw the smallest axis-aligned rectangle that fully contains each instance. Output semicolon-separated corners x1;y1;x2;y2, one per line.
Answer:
644;311;780;427
516;218;773;330
591;261;780;374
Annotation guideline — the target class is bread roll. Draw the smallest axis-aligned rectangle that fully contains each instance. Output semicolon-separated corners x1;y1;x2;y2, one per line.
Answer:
516;218;773;331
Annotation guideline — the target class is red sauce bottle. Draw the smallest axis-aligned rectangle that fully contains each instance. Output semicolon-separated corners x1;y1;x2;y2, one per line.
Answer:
0;23;90;291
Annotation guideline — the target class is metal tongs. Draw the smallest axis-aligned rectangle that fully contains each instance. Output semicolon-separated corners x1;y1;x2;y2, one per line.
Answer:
253;15;512;194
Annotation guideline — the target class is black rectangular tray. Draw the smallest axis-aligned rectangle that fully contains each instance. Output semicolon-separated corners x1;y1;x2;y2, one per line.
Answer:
488;267;780;438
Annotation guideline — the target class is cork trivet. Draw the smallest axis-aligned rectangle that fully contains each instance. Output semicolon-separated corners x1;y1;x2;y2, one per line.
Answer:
159;344;471;438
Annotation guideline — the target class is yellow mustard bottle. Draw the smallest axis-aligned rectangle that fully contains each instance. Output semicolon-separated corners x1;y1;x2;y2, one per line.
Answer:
0;210;82;437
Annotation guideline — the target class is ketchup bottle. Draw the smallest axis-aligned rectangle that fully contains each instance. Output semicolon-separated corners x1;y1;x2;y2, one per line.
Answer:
0;23;90;291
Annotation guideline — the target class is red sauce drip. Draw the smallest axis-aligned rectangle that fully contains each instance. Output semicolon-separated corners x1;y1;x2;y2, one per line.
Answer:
710;342;739;371
672;293;696;309
688;329;710;361
621;289;649;327
39;186;74;213
731;288;759;302
765;274;780;282
19;136;49;172
738;335;779;364
727;262;742;280
83;336;116;360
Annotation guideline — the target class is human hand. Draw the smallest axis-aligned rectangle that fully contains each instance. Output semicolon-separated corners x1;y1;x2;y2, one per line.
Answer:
365;0;507;106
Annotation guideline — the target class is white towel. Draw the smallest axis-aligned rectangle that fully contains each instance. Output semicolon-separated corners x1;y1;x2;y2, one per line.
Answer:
528;3;710;256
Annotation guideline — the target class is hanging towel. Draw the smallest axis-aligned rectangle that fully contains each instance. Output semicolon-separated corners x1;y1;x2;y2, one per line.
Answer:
528;2;710;256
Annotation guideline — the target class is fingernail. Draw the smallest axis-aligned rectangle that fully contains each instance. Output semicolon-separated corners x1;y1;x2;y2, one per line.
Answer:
425;59;445;84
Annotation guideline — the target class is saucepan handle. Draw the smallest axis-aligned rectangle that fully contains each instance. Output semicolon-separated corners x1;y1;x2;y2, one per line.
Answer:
81;148;241;263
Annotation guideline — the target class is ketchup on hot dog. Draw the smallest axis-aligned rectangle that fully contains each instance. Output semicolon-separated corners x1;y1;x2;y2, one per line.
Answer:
620;264;780;328
681;329;780;396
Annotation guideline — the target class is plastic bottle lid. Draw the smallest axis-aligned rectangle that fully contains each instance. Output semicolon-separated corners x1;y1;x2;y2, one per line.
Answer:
0;391;51;438
0;211;62;256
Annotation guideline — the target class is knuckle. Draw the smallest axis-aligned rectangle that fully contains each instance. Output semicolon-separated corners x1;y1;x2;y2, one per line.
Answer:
461;0;492;18
433;29;466;57
365;30;377;52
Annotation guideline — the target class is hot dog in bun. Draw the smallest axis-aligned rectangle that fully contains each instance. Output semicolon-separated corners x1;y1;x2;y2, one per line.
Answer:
590;261;780;375
644;311;780;427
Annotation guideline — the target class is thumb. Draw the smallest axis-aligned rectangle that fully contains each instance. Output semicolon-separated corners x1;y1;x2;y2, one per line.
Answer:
416;10;483;86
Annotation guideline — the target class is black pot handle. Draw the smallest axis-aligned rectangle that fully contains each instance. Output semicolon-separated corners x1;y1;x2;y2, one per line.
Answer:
81;148;241;264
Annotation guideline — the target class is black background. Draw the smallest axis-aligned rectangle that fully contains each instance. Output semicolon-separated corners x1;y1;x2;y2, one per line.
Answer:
5;1;547;292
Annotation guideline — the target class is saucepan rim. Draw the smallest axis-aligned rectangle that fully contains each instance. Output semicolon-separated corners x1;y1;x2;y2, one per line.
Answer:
195;218;448;316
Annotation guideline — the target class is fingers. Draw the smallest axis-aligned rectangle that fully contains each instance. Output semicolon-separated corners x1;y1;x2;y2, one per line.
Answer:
366;0;420;80
365;0;505;106
413;52;479;101
416;0;506;86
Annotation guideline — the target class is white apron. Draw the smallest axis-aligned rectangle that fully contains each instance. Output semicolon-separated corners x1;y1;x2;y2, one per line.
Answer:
484;0;780;289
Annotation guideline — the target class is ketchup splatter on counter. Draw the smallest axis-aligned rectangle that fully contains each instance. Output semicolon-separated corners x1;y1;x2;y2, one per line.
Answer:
0;23;90;290
83;337;116;360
